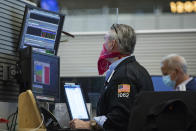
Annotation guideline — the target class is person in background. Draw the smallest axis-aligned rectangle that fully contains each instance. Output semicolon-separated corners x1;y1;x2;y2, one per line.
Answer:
161;54;196;91
70;24;154;131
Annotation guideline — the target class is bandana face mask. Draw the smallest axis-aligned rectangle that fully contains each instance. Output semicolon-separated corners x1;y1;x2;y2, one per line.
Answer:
97;43;122;75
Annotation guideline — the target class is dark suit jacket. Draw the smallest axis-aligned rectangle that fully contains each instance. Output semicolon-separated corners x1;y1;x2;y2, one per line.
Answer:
187;77;196;91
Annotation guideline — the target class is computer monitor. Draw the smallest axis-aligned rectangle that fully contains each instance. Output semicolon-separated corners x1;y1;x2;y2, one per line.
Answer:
64;83;90;121
18;5;65;54
20;47;60;102
39;0;59;12
151;75;174;91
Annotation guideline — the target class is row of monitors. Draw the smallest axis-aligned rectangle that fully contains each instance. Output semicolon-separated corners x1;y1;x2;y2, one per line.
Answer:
20;47;191;102
17;4;184;102
19;46;188;102
18;4;174;103
20;47;176;103
18;4;64;101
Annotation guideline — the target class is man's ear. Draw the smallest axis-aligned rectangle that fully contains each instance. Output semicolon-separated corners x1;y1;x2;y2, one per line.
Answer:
173;66;181;76
175;66;183;74
111;40;118;50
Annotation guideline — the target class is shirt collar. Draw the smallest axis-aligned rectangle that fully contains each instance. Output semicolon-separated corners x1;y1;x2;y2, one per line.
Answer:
105;54;133;82
109;54;133;70
176;77;193;91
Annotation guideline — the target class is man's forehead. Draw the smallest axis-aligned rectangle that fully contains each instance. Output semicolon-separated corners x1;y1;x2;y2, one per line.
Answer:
161;64;170;75
104;32;110;37
104;32;109;35
161;62;169;69
105;30;113;36
161;61;168;69
104;33;110;39
162;62;174;73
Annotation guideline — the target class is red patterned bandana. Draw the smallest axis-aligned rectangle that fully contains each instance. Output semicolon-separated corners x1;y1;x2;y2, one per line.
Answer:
97;44;122;75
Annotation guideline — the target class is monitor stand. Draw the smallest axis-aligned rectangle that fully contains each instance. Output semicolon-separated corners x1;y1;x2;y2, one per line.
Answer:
18;90;46;131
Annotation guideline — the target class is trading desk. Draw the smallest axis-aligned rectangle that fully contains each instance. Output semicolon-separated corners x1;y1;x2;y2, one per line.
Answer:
48;129;90;131
18;90;93;131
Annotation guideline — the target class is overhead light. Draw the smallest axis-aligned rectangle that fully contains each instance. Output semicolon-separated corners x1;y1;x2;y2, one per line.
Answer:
170;2;177;13
184;1;193;13
193;1;196;12
170;1;196;13
176;1;184;13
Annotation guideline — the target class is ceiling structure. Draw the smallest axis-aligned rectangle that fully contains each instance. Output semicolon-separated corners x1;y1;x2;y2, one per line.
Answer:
58;0;172;13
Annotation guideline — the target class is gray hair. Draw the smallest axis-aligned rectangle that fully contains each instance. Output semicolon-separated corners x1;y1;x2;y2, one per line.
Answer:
161;54;188;74
109;24;136;55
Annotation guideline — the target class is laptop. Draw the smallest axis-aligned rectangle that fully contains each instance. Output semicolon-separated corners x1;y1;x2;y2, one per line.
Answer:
64;83;90;121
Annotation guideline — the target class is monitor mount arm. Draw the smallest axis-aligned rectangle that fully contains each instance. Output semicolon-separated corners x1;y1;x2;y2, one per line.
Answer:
61;31;75;38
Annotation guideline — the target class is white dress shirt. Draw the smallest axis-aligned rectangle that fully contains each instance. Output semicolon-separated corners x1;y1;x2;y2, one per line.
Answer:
175;77;193;91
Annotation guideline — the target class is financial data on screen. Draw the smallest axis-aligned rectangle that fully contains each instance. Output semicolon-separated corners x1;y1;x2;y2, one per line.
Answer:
34;61;50;85
64;84;89;120
24;9;59;50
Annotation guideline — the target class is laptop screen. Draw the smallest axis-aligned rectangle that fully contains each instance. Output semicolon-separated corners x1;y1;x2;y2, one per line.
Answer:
64;83;90;121
151;75;174;91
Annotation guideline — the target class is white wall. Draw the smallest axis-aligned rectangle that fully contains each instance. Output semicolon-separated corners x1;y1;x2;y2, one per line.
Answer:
58;30;196;77
62;13;196;32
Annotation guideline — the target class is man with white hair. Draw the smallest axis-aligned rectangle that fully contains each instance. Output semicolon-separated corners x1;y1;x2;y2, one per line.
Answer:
161;54;196;91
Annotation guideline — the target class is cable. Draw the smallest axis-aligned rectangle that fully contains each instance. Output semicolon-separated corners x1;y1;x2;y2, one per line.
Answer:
13;110;18;131
7;112;15;130
9;113;15;131
6;108;18;131
11;108;17;131
30;113;44;131
6;109;44;131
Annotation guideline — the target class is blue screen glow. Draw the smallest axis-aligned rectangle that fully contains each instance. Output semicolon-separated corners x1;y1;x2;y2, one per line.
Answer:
40;0;59;12
151;76;174;91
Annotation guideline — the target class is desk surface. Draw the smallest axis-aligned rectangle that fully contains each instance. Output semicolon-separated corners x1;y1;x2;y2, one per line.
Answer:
47;129;90;131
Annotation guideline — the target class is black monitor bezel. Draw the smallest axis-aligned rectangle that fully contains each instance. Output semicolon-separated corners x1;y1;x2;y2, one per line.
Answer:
31;50;60;102
18;4;65;55
64;83;90;121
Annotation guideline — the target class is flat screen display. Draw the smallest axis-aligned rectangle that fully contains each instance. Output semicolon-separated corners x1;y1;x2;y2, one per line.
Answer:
34;61;50;85
19;5;64;54
64;84;90;121
40;0;59;12
32;52;60;102
151;75;174;91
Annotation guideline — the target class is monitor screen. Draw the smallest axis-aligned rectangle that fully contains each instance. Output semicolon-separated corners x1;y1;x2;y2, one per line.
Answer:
151;75;174;91
34;61;50;85
32;52;60;101
18;5;65;54
40;0;59;12
64;83;90;121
